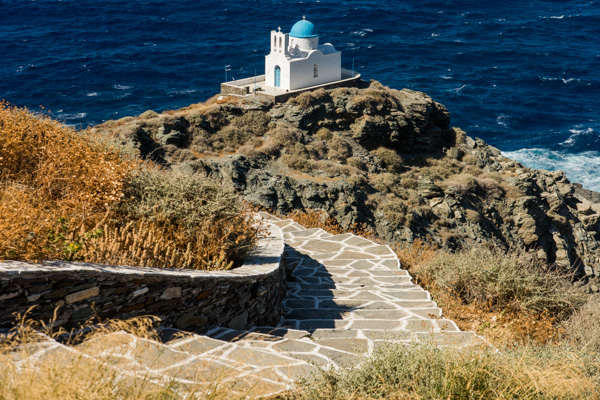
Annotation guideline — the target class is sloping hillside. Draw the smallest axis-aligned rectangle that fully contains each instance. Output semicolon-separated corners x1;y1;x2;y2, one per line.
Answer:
93;81;600;288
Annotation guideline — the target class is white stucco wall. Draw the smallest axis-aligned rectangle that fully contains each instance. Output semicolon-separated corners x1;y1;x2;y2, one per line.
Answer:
289;37;319;51
288;49;341;90
265;50;291;90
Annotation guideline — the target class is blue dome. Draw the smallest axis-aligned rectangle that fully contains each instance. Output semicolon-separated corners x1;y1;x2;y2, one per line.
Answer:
289;19;318;38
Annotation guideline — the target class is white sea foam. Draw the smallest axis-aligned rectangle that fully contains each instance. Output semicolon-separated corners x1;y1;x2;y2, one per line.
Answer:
452;84;467;94
56;112;87;120
541;76;580;84
168;89;198;95
86;92;99;97
503;148;600;191
350;30;370;37
561;127;596;145
496;114;510;128
113;84;133;90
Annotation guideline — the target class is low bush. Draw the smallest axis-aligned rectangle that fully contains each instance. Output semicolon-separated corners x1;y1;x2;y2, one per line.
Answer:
327;135;352;162
381;199;411;227
287;88;330;109
561;294;600;355
397;242;588;344
293;341;600;400
267;124;305;151
415;247;586;322
85;166;259;270
372;147;404;173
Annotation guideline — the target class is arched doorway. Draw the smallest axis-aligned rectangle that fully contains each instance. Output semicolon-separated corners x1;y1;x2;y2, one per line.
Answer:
274;65;281;88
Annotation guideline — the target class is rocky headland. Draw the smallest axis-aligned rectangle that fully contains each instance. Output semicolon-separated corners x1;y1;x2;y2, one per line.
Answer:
93;80;600;290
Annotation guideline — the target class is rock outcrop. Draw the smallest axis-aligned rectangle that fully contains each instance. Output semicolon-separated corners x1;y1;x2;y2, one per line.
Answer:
93;81;600;289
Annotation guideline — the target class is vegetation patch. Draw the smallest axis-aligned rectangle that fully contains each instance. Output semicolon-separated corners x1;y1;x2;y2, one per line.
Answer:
0;102;258;270
292;341;599;400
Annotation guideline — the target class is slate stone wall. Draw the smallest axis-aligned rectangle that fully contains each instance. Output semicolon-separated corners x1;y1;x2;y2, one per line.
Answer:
220;83;250;96
0;223;285;332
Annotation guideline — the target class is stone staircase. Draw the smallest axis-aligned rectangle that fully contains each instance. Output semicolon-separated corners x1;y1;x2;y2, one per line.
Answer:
7;213;487;398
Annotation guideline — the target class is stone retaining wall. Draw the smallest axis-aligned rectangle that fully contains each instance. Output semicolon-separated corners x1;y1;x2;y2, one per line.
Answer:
265;73;363;103
0;223;285;332
220;82;251;96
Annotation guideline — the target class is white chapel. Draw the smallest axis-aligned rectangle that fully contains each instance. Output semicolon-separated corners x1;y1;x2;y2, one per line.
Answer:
265;17;342;91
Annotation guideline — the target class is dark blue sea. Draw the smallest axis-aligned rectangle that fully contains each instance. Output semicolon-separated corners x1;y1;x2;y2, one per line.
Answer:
1;0;599;190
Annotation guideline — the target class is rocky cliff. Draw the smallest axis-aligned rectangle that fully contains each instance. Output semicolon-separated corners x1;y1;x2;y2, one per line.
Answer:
93;80;600;289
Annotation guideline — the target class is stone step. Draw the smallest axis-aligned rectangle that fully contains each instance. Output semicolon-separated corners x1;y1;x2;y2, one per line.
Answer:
280;318;460;333
284;298;440;311
74;329;318;396
284;227;332;240
285;307;442;320
286;288;431;301
270;219;307;233
201;327;365;369
292;274;413;286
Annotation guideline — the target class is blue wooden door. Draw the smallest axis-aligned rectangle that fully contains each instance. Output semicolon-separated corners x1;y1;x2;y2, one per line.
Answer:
274;65;281;88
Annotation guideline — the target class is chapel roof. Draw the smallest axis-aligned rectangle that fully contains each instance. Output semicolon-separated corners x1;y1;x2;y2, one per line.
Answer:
290;18;318;38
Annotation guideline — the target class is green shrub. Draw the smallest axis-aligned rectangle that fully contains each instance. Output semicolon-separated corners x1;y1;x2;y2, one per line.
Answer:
281;154;314;173
314;127;333;141
327;135;352;162
268;125;305;150
288;88;330;108
118;166;239;229
382;199;410;227
139;110;159;119
562;294;600;354
372;147;404;173
293;341;600;400
415;248;587;321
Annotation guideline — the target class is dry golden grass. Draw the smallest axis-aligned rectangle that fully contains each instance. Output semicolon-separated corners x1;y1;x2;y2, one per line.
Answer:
82;217;257;270
287;88;329;109
0;102;259;270
292;341;600;400
395;240;587;346
395;238;438;270
0;101;134;260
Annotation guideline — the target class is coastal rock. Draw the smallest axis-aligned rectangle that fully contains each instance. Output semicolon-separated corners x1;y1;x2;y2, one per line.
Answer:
93;80;600;286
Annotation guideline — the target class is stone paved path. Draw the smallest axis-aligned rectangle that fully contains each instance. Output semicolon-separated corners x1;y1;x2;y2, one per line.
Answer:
8;214;487;398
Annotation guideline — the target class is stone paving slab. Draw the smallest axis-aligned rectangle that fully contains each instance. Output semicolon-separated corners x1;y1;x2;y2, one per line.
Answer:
7;214;490;398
